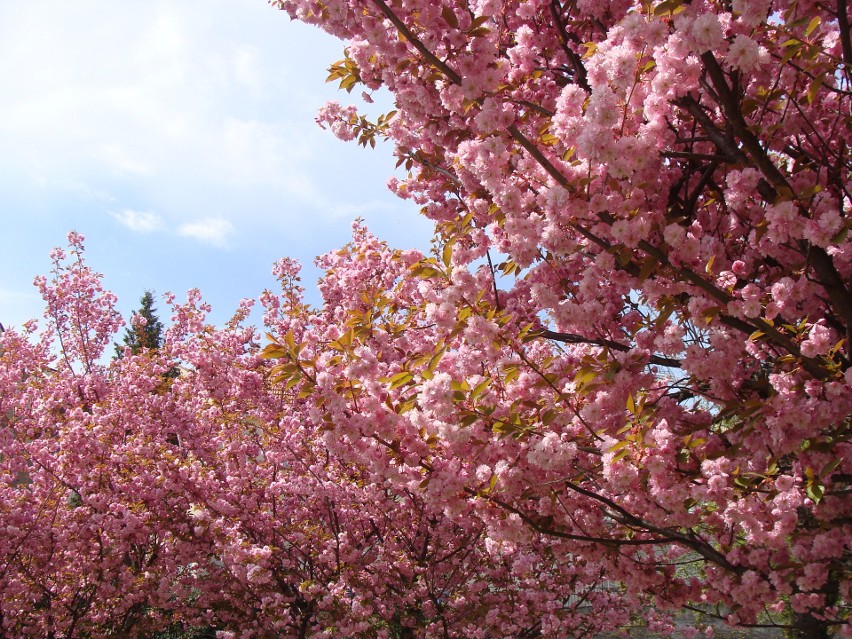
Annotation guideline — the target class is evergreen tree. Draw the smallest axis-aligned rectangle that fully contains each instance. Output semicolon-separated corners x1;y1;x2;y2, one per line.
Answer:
116;291;164;358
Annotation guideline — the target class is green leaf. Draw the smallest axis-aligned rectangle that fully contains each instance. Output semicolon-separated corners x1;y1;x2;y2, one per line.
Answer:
804;15;821;37
733;476;752;489
638;255;658;282
469;15;490;29
388;371;414;389
450;379;470;392
574;368;597;387
460;414;479;428
410;265;444;278
653;0;684;16
471;378;491;400
820;458;842;478
492;420;516;437
609;439;630;452
612;448;631;463
806;481;825;504
427;348;445;374
442;240;454;267
807;73;825;104
502;364;519;384
261;344;288;360
397;398;417;413
468;26;492;37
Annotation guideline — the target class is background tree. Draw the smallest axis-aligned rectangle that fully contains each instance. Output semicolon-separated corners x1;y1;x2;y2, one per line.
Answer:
117;290;165;357
0;234;632;638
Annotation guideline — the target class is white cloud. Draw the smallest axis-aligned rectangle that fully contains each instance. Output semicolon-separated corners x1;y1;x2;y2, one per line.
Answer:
178;218;234;248
0;1;423;241
0;3;332;189
112;209;165;233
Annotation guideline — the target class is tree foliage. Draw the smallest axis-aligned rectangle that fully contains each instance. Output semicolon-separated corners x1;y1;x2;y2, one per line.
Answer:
0;0;851;637
264;0;851;636
117;291;166;358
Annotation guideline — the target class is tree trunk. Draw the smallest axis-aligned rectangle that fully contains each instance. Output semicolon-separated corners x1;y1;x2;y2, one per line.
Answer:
789;613;829;639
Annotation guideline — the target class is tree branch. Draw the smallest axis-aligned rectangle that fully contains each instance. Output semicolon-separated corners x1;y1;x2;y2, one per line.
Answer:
836;0;852;82
369;0;462;85
548;0;591;92
538;329;683;369
700;51;852;343
562;482;746;575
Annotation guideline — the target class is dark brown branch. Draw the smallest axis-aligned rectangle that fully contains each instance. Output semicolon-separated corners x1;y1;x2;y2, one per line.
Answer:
661;151;731;163
548;0;591;92
700;51;852;343
512;120;833;378
369;0;462;85
485;251;501;309
674;96;749;165
538;329;683;369
701;52;789;187
835;0;852;82
684;160;721;216
633;234;833;379
479;491;671;546
562;482;746;575
370;0;848;379
508;124;572;189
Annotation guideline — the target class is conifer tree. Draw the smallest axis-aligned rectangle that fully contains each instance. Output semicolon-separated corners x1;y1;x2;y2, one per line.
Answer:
116;290;164;357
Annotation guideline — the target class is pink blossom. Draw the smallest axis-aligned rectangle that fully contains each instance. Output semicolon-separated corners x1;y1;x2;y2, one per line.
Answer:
800;322;833;358
727;35;763;73
691;14;725;53
765;201;803;243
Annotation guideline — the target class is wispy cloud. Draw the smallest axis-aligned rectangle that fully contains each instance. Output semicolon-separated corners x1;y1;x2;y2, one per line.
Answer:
112;209;165;233
178;218;234;248
0;3;346;192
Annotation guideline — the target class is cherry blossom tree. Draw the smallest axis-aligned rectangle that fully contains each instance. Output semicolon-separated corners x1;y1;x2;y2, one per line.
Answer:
2;0;851;636
262;0;852;637
0;236;634;638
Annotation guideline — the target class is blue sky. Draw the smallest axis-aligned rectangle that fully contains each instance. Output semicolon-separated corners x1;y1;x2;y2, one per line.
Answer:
0;0;432;332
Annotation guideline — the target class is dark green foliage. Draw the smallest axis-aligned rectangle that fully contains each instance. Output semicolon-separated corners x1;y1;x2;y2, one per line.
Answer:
149;624;216;639
116;291;165;358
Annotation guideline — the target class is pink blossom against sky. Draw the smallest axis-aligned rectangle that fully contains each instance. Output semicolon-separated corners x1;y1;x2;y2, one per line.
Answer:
0;0;431;330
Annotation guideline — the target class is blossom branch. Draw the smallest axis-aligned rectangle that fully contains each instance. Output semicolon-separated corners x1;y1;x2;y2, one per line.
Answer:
537;329;683;369
368;0;462;85
700;51;852;344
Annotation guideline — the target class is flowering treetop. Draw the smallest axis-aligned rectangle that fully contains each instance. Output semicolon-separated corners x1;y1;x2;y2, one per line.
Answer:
266;0;851;636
